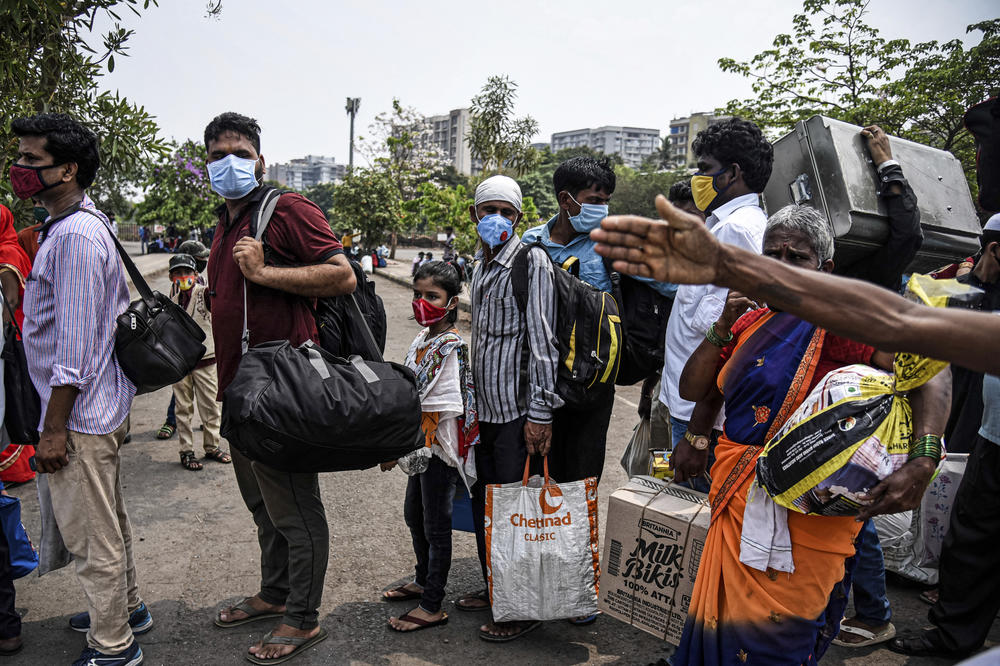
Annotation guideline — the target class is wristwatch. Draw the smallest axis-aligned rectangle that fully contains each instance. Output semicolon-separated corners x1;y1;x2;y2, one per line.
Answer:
683;430;711;451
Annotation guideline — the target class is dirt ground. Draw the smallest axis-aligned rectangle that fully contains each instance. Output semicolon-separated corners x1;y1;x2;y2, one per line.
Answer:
4;270;990;665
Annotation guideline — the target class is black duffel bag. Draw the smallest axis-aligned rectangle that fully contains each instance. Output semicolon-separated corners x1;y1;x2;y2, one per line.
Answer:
221;340;422;473
79;208;206;394
1;293;40;445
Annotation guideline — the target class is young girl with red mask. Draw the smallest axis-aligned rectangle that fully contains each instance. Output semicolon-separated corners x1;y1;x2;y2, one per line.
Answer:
381;260;479;633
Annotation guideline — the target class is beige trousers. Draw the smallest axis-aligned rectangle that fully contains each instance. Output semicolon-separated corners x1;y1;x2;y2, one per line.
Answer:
173;363;221;455
48;419;142;654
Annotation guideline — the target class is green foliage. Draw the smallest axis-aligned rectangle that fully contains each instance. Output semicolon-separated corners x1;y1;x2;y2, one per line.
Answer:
0;0;169;224
467;75;539;176
517;170;558;221
886;20;1000;196
302;182;336;216
719;1;1000;193
330;169;404;249
133;140;216;232
718;0;914;129
361;98;444;207
610;165;689;219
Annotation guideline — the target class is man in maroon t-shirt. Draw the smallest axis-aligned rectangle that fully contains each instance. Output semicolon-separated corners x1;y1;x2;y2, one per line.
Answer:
203;112;355;663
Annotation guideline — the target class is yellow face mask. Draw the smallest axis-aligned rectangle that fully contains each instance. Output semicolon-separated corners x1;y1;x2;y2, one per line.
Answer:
690;167;732;212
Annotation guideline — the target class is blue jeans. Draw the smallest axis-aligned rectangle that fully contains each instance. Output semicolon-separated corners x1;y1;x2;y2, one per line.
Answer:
851;519;891;625
165;394;176;426
670;416;714;494
404;455;460;614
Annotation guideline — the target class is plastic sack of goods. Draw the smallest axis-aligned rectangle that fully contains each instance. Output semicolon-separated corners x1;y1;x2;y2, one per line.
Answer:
755;275;980;516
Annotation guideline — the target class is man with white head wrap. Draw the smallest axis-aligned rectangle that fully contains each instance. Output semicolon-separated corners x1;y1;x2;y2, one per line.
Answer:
457;175;562;643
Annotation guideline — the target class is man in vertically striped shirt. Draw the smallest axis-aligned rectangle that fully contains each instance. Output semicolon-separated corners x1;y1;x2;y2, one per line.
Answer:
460;176;563;642
13;114;148;666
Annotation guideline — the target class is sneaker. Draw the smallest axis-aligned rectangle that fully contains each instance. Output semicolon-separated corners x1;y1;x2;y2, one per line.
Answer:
72;642;143;666
69;603;153;635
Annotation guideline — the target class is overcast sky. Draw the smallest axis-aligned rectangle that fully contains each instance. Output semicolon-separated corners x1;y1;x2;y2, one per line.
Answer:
92;0;997;166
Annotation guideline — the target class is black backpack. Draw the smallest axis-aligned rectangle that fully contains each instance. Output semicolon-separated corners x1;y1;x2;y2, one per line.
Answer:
608;270;673;386
511;243;621;409
251;188;387;361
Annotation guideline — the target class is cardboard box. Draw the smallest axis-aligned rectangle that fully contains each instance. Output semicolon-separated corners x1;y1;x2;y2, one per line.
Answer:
598;476;709;645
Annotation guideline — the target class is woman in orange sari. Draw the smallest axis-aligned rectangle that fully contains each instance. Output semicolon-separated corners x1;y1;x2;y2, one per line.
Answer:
0;204;35;485
671;205;949;665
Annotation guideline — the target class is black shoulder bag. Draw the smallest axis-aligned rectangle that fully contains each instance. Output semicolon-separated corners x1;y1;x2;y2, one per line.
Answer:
1;292;40;444
75;208;206;394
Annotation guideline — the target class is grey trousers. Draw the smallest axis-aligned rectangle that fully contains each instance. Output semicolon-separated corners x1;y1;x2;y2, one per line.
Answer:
231;448;328;629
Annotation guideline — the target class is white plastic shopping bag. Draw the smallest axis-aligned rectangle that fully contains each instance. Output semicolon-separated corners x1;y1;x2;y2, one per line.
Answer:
485;457;600;621
918;452;968;567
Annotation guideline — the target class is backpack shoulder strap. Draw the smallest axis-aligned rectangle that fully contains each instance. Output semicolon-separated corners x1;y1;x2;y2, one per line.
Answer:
510;241;546;313
251;187;283;241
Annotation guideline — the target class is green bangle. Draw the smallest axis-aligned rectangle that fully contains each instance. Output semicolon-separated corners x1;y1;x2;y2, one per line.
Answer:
908;434;943;462
706;322;734;347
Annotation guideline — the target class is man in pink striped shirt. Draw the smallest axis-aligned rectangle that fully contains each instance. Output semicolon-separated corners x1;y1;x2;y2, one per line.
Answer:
14;114;148;666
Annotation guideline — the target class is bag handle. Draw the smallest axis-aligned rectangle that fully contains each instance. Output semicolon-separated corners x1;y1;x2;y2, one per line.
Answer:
1;289;24;339
241;188;283;354
75;207;158;309
347;290;384;363
521;455;551;486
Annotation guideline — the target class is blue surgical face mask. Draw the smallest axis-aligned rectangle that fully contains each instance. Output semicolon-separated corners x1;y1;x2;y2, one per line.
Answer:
567;193;609;233
208;154;260;200
477;213;515;248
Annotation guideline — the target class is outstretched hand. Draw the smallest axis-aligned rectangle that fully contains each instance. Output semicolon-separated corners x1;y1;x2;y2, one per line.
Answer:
590;195;720;285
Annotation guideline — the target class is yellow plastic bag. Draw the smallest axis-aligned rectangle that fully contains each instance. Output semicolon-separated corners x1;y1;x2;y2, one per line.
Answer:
755;275;979;516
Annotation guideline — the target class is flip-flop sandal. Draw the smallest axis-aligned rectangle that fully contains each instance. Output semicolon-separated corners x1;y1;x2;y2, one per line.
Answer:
245;627;328;665
831;621;896;647
156;423;176;440
479;620;541;643
388;612;449;632
382;585;423;602
456;589;490;612
919;588;939;605
215;598;285;628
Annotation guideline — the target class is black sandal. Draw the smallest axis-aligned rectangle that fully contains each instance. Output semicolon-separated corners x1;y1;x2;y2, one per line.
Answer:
204;448;232;464
180;451;203;471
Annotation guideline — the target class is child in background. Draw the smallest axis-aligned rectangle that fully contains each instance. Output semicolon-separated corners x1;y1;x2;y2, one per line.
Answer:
381;261;478;632
411;251;425;276
167;254;231;471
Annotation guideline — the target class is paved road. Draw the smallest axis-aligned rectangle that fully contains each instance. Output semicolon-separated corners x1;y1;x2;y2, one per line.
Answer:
5;266;992;665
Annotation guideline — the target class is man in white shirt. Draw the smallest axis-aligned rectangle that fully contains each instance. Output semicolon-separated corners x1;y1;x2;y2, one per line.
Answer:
658;118;773;491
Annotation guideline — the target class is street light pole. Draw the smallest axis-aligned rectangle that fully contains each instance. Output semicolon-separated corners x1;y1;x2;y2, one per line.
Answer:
345;97;360;173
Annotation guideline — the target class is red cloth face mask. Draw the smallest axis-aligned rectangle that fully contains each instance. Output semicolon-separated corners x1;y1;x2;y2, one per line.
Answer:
9;163;62;200
412;298;450;326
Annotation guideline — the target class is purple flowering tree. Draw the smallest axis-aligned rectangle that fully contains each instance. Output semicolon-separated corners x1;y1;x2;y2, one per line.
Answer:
135;139;217;233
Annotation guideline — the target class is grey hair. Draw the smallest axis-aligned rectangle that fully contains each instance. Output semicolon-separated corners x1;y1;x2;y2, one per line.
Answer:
765;204;835;264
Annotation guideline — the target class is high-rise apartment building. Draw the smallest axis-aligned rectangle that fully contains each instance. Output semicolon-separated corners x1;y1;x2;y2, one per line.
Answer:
549;126;660;168
667;112;731;168
268;155;346;190
426;108;475;175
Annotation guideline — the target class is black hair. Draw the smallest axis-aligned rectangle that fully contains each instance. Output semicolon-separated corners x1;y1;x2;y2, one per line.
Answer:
418;251;425;258
11;113;100;189
691;117;773;193
204;112;261;153
414;261;461;323
981;229;1000;249
667;180;694;204
553;156;616;199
